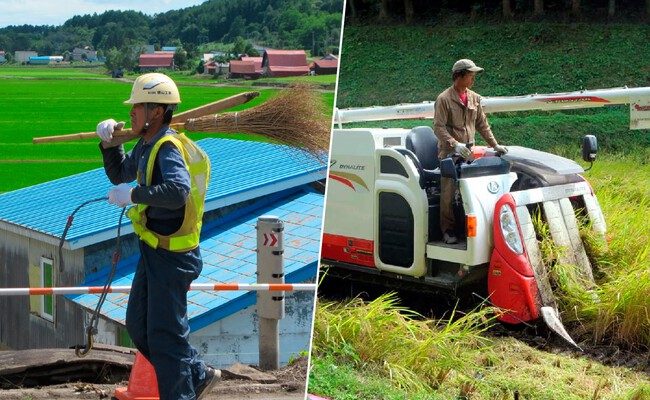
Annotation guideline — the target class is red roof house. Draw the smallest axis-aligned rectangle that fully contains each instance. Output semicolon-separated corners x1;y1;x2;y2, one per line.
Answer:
312;59;338;75
229;60;261;79
139;53;174;71
262;50;309;77
240;57;263;74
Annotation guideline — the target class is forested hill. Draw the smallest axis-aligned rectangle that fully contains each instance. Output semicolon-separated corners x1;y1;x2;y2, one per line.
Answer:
0;0;343;56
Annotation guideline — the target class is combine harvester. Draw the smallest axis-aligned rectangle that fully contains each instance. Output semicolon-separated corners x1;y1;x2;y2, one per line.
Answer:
322;87;650;347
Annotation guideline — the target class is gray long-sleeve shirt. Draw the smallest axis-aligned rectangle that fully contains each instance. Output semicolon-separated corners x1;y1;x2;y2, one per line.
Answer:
100;126;190;235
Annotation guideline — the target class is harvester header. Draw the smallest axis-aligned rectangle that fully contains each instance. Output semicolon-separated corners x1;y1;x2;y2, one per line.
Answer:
334;86;650;129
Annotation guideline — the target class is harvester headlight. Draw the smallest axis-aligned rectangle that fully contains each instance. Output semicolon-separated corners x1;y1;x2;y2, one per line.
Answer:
499;205;523;254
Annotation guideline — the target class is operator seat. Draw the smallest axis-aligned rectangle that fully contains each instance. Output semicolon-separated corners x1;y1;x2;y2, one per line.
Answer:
405;126;440;188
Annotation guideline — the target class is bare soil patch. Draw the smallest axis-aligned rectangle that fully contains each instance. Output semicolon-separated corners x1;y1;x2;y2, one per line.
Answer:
0;352;308;400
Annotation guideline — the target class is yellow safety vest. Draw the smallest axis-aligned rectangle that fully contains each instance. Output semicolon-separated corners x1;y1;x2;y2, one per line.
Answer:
127;132;211;252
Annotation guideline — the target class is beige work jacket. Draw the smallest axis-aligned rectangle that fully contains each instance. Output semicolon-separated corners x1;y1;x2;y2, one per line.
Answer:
433;86;498;158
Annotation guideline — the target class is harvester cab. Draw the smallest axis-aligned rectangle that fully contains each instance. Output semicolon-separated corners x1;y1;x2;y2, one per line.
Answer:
322;86;650;347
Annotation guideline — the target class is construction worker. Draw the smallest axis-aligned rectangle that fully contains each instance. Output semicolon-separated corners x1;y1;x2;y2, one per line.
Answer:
433;59;508;244
95;73;218;400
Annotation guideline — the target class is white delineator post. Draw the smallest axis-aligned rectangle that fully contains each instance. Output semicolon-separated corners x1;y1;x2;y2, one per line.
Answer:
256;215;285;371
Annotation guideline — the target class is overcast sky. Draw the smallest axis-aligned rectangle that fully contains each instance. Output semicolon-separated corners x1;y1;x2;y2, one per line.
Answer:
0;0;208;28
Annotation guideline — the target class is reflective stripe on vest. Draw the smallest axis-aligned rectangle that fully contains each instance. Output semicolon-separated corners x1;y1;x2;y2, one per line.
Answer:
127;132;210;252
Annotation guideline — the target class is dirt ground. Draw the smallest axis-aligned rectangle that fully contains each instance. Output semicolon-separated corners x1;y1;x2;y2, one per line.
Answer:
0;357;309;400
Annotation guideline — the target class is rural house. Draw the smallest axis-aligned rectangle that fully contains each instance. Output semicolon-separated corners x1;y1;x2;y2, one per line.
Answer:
72;47;98;62
262;50;310;77
138;53;174;71
311;59;338;75
240;56;263;73
0;138;325;368
14;51;37;63
229;56;263;79
0;51;5;63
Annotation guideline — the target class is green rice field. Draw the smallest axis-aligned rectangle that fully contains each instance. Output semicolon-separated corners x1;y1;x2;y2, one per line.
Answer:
0;66;335;193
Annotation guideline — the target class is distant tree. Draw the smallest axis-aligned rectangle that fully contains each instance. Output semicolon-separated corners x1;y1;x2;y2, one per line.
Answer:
174;48;188;69
571;0;581;18
608;0;616;17
180;24;201;44
227;16;246;41
0;34;11;51
502;0;513;19
404;0;414;23
104;47;123;71
105;46;136;72
12;33;32;51
534;0;544;16
196;59;205;74
348;0;357;19
379;0;391;20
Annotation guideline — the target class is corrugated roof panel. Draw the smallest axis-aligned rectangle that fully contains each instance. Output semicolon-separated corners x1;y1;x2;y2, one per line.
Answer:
0;138;325;249
69;189;322;327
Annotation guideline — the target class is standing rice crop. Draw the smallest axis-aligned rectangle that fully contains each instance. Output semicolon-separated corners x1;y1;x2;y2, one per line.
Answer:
532;157;650;349
311;293;495;392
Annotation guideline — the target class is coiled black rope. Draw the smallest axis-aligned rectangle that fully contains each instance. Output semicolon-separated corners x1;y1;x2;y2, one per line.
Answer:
56;196;127;357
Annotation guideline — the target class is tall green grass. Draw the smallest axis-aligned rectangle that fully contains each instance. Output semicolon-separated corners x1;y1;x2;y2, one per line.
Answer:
337;23;650;154
311;293;494;393
310;297;649;399
575;157;650;348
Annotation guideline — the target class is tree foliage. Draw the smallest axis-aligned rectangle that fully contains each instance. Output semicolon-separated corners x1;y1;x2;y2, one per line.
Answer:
345;0;649;21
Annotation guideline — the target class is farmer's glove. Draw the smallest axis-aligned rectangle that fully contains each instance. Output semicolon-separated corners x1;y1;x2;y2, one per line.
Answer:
96;119;125;142
454;142;472;159
494;144;508;155
107;183;133;208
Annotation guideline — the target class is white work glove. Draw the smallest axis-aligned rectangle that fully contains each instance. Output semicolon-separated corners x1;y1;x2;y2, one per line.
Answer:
96;119;125;142
107;183;133;207
494;144;508;155
454;142;472;159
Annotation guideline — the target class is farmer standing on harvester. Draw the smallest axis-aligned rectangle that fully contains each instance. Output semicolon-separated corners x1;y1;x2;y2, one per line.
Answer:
95;72;219;400
434;59;508;245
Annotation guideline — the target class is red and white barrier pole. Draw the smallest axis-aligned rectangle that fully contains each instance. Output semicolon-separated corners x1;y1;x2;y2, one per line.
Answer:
0;283;316;296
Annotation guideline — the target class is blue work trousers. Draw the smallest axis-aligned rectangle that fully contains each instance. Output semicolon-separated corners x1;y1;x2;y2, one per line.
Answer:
126;241;207;400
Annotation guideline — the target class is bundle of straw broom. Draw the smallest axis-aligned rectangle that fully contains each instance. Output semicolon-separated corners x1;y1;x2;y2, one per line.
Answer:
187;84;330;163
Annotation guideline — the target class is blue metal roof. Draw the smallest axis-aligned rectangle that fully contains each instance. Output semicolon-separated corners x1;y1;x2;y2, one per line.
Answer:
0;138;324;249
69;187;322;330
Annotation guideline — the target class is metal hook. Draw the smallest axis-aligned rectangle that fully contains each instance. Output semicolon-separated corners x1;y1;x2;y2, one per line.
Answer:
75;327;95;357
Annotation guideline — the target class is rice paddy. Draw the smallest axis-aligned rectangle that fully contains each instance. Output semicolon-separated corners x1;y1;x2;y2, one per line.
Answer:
0;66;335;193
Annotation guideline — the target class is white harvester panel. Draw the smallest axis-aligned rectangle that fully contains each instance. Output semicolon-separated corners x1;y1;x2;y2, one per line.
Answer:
325;129;380;241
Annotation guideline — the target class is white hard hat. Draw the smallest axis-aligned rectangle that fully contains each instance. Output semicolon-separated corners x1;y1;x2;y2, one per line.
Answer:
124;73;181;105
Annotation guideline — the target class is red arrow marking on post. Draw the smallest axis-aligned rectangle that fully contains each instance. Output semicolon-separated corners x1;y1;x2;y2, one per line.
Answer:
270;233;277;247
263;233;269;246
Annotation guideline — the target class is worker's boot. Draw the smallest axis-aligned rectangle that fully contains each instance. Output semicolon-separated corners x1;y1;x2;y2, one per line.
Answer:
443;230;458;244
196;366;221;399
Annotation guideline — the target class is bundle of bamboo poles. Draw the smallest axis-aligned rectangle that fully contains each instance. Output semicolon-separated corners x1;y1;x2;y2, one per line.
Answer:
185;84;330;161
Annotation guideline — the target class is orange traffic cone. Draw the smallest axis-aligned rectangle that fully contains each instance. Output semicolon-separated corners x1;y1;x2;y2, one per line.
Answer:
114;352;160;400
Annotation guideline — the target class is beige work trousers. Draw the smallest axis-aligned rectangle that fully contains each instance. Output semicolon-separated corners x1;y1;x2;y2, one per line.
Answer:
440;176;456;234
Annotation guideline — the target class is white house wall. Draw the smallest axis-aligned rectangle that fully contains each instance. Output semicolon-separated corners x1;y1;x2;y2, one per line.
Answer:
190;290;315;369
0;229;87;349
